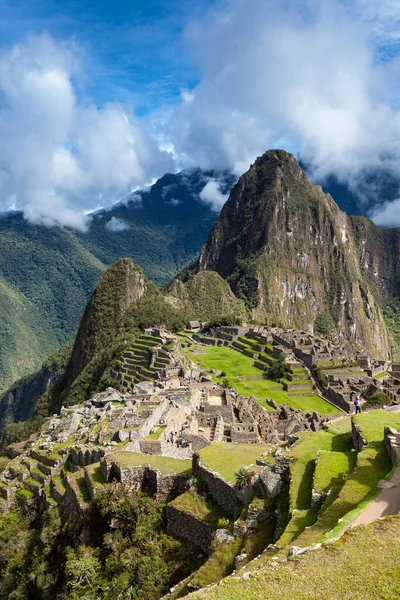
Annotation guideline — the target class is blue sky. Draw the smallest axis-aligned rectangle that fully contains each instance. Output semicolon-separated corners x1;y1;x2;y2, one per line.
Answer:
0;0;210;111
1;0;400;227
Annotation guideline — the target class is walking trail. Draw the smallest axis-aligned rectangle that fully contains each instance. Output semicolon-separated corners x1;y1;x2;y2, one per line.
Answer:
354;433;400;526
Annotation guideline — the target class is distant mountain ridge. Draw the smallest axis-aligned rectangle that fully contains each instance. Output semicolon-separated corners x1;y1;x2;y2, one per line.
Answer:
0;168;234;392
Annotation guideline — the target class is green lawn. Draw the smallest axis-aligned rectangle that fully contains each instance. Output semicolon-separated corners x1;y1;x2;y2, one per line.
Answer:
354;410;400;443
294;444;392;547
198;442;268;484
108;451;192;475
192;516;400;600
183;343;339;414
313;450;355;496
277;411;400;549
286;417;352;512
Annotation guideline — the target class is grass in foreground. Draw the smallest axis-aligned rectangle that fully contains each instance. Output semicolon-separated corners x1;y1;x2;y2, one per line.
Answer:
287;417;352;512
354;410;400;443
108;451;192;475
198;443;268;484
189;516;400;600
294;444;391;547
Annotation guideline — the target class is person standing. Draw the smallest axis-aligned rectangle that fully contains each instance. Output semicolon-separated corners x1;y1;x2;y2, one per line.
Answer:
354;394;362;414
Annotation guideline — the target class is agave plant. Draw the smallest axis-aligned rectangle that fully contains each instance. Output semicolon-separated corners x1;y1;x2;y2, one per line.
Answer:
234;465;252;488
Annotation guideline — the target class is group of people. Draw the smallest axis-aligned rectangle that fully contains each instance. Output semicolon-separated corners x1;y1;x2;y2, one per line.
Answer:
167;430;190;448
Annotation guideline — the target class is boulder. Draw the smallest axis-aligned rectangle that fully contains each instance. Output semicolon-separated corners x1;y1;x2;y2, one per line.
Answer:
133;381;154;395
91;388;122;406
258;467;282;500
113;430;129;443
234;553;248;569
215;528;235;545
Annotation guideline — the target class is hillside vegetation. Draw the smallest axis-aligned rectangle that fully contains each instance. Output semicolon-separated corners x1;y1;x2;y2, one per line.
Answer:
0;168;229;393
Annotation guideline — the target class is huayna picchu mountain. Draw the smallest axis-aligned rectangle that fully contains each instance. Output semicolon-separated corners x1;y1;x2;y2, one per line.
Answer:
184;150;400;359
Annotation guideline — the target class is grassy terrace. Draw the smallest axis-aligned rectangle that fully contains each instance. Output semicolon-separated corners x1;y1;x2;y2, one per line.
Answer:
171;491;227;525
277;410;400;549
108;451;191;475
313;450;354;498
182;342;338;414
198;442;268;484
191;516;400;600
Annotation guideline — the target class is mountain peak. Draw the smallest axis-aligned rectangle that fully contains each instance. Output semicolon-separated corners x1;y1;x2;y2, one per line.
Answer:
194;150;391;358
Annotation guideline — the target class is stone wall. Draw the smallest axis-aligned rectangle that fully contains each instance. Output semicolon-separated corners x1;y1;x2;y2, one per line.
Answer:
139;440;162;455
192;455;253;516
69;445;105;468
101;457;189;501
231;423;260;443
384;426;400;466
166;504;215;555
324;387;351;413
351;418;366;451
182;433;210;452
139;398;170;438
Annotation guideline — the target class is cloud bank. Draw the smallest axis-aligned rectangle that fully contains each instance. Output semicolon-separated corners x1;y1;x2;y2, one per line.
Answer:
0;35;173;229
166;0;400;225
3;2;400;228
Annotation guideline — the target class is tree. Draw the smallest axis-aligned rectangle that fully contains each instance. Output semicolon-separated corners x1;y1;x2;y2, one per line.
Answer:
267;358;291;382
65;546;101;591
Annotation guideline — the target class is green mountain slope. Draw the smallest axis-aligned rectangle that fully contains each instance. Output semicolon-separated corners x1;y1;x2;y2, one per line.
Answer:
0;169;231;392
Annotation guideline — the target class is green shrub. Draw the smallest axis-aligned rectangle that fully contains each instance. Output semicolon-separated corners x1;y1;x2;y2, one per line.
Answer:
365;392;391;408
216;517;231;529
314;311;336;337
267;357;291;381
234;466;252;488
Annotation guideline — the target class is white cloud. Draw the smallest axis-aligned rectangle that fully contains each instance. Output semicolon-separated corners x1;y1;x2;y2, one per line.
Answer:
199;178;228;210
0;34;173;229
167;0;400;198
105;216;130;232
369;198;400;226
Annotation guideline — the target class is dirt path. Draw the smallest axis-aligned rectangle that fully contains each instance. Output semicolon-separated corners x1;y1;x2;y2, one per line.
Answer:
354;445;400;526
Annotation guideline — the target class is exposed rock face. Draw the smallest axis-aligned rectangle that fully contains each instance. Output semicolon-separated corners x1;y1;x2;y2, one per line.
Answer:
193;150;398;358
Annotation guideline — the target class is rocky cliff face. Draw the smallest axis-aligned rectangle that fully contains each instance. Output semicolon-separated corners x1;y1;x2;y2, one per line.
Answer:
195;150;398;358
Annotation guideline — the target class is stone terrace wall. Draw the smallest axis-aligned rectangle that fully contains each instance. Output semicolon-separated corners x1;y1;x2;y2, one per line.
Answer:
192;455;253;516
101;457;189;501
351;418;366;451
166;505;215;555
384;426;400;466
324;387;351;413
